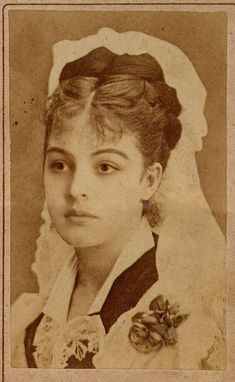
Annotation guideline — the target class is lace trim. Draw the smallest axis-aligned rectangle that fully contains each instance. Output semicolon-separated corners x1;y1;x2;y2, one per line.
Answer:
201;334;226;370
33;315;103;368
200;293;226;370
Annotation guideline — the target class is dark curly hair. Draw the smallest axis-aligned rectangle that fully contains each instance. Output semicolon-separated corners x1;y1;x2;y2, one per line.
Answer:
44;47;182;226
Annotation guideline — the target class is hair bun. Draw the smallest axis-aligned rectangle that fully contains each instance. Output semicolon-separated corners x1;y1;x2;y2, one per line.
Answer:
59;47;183;153
60;47;165;84
144;80;182;149
151;81;182;117
163;112;182;150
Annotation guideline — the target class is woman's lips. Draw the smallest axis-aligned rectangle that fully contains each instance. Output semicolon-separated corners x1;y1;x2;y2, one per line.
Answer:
65;209;97;224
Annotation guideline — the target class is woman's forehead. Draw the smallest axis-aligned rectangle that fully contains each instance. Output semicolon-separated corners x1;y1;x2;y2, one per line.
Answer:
47;118;140;158
49;116;120;149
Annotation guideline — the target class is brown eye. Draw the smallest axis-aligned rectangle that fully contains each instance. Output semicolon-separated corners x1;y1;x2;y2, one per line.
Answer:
50;161;69;172
97;162;118;174
99;163;111;172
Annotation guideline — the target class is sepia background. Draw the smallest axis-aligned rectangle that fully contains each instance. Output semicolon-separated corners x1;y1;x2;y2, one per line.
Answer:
9;11;227;303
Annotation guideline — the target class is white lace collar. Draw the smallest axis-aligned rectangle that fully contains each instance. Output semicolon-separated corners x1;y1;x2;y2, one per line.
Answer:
42;217;155;325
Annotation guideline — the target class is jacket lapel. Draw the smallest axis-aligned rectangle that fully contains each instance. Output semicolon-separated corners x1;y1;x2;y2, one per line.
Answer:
93;233;158;333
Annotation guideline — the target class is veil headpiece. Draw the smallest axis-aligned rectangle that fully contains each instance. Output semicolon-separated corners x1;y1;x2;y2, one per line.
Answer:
32;29;225;331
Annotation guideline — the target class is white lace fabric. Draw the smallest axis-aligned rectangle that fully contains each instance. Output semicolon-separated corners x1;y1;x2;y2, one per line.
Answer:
33;314;103;368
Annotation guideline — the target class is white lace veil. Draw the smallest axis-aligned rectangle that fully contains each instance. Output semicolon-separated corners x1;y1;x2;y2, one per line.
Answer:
32;28;226;332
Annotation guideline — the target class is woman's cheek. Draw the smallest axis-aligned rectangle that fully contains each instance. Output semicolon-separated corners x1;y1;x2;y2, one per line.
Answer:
109;181;141;210
45;181;66;217
45;172;68;194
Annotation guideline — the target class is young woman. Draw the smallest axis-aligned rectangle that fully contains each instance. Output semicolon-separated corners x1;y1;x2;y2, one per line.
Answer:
11;28;226;369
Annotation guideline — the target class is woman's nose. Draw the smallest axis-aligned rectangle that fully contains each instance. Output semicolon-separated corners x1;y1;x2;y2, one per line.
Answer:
200;116;208;137
67;168;90;201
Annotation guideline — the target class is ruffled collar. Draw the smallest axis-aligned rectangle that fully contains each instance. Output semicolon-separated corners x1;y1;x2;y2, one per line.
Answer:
28;218;158;368
43;217;156;327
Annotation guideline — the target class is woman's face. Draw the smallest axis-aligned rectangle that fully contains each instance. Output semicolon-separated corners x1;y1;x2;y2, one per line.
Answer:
44;112;160;249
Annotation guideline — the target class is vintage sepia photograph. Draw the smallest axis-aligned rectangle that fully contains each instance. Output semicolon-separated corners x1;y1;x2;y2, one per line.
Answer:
2;5;234;379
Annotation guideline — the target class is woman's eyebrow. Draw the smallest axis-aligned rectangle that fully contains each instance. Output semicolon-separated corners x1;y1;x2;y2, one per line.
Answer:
92;148;129;160
46;146;75;160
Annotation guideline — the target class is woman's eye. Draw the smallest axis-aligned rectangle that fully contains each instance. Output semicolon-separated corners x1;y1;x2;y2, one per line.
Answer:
50;161;70;172
97;163;117;174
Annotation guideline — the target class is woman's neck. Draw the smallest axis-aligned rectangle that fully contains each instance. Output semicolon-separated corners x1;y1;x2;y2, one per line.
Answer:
74;245;117;291
74;220;141;292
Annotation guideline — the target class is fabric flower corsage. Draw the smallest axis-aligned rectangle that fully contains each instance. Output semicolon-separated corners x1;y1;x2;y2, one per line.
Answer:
129;295;189;353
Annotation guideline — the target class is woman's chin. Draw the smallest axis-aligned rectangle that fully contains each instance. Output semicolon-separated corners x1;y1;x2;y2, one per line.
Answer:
58;229;105;249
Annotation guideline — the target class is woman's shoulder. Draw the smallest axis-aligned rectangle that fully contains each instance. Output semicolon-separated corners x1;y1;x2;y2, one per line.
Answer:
93;282;225;369
11;292;47;367
11;292;46;325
